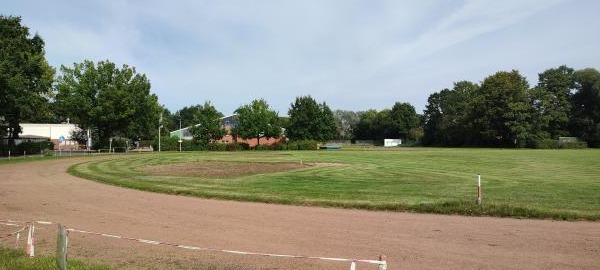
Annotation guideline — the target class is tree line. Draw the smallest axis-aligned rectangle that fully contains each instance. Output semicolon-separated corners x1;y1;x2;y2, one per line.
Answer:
423;67;600;148
2;15;599;150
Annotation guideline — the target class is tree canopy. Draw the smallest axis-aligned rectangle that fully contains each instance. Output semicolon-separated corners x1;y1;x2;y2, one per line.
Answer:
188;102;226;145
422;66;600;148
232;99;281;146
54;60;161;148
0;16;54;144
286;95;337;142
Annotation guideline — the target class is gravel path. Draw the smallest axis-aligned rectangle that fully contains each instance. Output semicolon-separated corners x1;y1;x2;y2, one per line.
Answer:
1;157;598;269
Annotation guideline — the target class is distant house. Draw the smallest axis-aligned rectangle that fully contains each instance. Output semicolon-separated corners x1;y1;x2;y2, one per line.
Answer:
18;123;82;150
170;114;284;147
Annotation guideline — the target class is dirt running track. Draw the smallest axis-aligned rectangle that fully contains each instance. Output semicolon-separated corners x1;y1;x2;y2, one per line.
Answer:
1;157;599;269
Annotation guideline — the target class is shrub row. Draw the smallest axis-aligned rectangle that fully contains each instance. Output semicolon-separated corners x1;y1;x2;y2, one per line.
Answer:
0;141;54;156
527;139;588;149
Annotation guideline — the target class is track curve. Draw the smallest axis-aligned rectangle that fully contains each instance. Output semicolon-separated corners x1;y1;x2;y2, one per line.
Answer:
1;157;598;269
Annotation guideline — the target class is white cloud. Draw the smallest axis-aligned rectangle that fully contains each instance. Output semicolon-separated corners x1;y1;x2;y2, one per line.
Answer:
4;0;598;114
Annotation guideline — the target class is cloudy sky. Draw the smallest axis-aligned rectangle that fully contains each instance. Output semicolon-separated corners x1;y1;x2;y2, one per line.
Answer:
4;0;599;115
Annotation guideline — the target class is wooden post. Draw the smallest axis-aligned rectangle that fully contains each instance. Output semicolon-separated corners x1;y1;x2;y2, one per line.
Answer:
56;224;68;270
477;174;482;205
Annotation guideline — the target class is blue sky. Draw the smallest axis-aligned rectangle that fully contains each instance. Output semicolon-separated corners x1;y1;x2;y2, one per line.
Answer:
4;0;600;115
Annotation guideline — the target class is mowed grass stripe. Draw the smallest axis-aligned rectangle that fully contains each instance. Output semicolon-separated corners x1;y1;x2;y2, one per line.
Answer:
68;149;600;220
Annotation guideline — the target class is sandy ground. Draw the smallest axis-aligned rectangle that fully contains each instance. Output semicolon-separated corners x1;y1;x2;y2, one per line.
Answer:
0;156;598;269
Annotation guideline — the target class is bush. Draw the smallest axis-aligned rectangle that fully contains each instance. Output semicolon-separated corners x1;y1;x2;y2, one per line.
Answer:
560;141;588;149
206;142;227;151
16;141;54;155
527;139;559;149
227;142;249;151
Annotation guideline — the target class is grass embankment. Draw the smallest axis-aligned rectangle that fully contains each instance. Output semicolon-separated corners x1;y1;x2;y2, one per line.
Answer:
0;246;111;270
69;148;600;220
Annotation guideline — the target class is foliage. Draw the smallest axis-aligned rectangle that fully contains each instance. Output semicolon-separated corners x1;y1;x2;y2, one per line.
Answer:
390;102;421;141
423;67;600;148
187;102;226;146
570;68;600;147
471;70;531;146
529;65;575;139
285;140;319;150
232;99;281;146
354;104;421;141
333;110;360;140
16;140;54;154
0;16;55;145
286;95;337;142
423;81;478;146
70;149;600;220
54;60;162;149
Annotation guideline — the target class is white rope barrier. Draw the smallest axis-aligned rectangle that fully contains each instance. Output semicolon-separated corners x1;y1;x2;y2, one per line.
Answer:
1;219;388;269
66;227;387;269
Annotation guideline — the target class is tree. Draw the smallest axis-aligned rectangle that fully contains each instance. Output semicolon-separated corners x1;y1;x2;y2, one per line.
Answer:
529;66;575;139
188;102;226;146
354;110;378;140
286;95;337;142
570;68;600;147
54;60;161;148
232;99;281;146
390;102;421;141
333;110;360;140
0;16;55;145
174;105;206;130
471;70;530;146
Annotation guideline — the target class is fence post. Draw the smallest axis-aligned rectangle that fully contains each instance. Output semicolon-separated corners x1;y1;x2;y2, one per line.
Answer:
477;174;482;205
26;223;35;257
378;255;387;270
56;224;68;270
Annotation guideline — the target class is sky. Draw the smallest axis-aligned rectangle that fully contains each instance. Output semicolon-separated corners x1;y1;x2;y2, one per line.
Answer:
4;0;600;116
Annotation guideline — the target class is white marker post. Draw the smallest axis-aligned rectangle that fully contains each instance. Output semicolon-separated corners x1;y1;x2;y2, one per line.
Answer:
477;174;482;205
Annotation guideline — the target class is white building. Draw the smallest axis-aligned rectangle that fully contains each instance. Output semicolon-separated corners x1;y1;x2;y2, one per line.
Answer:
19;123;82;150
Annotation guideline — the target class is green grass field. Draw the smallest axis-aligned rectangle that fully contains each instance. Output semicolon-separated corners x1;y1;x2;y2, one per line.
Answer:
69;148;600;220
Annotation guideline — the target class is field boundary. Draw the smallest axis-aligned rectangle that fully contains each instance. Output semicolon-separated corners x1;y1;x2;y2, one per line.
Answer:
1;219;388;270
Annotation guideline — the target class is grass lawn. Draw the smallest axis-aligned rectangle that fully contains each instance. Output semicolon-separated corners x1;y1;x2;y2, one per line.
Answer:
0;246;111;270
69;148;600;220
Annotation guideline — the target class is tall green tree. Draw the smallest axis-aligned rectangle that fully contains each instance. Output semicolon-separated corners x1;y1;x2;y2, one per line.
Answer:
354;110;378;140
570;68;600;147
188;102;226;146
54;60;161;148
286;95;336;141
471;70;531;146
0;16;55;144
529;65;575;139
390;102;421;141
232;99;281;146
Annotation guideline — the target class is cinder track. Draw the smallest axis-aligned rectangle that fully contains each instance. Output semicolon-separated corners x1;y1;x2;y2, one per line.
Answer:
1;157;598;269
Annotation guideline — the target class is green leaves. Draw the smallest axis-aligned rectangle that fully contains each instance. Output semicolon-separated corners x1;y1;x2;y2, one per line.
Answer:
54;60;160;148
0;16;54;141
188;102;226;145
286;95;337;142
233;99;281;145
